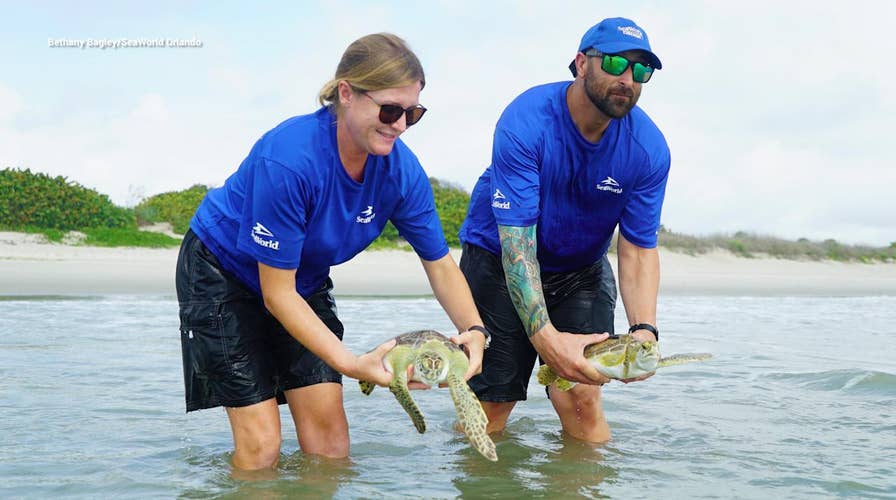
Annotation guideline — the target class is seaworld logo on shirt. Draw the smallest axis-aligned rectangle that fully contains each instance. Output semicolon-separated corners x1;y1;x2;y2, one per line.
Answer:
356;205;376;224
491;189;510;209
596;176;623;194
251;222;280;250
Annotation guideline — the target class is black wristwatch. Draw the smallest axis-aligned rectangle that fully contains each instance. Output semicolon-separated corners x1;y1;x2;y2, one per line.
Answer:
467;325;491;349
628;323;659;341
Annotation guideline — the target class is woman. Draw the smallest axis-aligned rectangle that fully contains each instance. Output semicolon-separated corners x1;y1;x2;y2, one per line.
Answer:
176;33;488;470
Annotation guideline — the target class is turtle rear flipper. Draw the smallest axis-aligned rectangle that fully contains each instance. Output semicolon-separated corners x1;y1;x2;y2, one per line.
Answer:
657;353;713;368
536;365;558;386
446;371;497;461
537;365;576;391
390;369;427;433
553;378;576;391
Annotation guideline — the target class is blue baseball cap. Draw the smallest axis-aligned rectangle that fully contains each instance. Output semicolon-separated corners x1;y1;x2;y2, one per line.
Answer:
569;17;662;77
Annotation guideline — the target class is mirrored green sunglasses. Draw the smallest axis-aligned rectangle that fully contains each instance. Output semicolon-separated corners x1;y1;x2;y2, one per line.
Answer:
585;49;654;83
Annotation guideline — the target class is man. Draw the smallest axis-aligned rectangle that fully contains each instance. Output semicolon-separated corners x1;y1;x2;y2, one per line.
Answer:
459;17;669;442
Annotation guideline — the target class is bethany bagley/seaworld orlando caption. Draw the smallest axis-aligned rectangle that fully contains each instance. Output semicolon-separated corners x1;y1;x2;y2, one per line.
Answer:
47;37;203;49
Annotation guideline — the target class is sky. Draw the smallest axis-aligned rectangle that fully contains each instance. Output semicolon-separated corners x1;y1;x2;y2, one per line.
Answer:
2;1;894;246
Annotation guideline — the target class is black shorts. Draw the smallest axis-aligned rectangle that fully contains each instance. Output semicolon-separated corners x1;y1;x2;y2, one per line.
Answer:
459;243;617;402
176;229;344;412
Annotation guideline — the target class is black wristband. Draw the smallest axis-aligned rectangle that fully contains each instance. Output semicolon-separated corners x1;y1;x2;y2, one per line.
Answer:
628;323;659;340
467;325;491;349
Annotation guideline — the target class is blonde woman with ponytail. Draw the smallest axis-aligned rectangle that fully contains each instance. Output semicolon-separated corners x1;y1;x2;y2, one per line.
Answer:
175;33;487;470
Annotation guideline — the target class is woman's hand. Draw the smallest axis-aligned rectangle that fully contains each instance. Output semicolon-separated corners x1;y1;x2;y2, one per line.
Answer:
348;338;396;387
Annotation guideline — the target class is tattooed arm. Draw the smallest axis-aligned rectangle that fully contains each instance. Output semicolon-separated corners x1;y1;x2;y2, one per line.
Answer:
499;225;550;336
498;224;610;385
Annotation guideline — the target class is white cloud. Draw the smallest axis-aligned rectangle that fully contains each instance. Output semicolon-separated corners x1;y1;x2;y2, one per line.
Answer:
2;1;894;245
0;84;24;124
129;93;169;122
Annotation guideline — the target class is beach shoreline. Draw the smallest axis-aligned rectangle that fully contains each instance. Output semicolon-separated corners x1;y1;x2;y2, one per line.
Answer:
1;231;895;297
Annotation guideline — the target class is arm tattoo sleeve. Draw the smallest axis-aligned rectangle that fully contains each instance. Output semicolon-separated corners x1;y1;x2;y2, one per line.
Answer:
499;224;549;338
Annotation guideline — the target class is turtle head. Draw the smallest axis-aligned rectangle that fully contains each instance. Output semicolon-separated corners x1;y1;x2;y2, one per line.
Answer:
414;351;448;386
632;341;660;374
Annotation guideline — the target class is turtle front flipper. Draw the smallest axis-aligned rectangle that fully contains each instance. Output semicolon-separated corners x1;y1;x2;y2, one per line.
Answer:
359;380;376;395
446;369;498;461
657;353;713;368
390;367;427;434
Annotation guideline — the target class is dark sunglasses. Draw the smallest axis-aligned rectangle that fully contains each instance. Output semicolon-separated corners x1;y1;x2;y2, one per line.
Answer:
585;49;654;83
360;91;427;126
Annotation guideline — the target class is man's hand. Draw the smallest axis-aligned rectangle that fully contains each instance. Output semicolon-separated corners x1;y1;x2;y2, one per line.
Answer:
531;326;611;385
629;328;657;343
450;328;486;380
618;328;658;383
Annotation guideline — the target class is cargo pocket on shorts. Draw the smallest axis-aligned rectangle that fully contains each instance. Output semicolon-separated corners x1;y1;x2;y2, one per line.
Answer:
180;301;228;407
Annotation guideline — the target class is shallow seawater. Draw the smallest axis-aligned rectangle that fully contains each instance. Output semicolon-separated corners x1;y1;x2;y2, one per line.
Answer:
1;294;894;498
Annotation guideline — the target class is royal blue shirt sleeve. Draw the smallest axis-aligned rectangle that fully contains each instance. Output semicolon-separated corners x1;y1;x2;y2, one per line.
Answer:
490;126;542;227
619;147;670;248
390;165;449;261
235;158;311;269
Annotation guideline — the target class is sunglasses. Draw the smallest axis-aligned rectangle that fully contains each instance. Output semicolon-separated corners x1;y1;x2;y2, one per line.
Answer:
360;91;427;126
585;49;654;83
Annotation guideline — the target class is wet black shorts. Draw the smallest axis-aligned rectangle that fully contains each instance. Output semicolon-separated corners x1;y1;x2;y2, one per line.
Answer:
459;243;617;402
176;229;344;412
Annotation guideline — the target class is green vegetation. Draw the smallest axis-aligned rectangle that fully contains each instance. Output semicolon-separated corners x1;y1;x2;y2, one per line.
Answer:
135;184;210;234
0;168;133;231
0;167;181;246
657;227;896;263
81;227;181;248
370;178;471;249
430;178;471;247
1;167;892;262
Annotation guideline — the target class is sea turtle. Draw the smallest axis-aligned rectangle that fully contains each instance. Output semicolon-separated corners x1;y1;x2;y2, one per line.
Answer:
359;329;498;462
537;334;712;391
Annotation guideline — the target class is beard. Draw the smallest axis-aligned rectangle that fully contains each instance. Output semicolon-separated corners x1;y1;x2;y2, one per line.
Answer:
583;70;640;119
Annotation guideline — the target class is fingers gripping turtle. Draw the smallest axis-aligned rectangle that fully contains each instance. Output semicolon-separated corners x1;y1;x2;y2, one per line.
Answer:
359;330;498;461
538;334;712;391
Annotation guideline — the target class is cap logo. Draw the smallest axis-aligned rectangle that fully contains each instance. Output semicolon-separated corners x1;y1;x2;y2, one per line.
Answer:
617;26;643;39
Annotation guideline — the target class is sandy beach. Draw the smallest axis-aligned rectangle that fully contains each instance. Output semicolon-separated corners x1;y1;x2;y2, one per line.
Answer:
1;231;894;296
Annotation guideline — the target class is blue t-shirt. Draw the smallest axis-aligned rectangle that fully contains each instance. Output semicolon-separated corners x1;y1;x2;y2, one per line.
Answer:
191;107;449;297
459;81;670;273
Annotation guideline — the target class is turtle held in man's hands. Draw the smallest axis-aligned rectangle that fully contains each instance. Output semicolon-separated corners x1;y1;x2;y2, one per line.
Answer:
537;334;712;391
359;330;498;461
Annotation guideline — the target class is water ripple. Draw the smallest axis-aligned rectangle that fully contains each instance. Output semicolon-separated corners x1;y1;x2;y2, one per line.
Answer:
2;295;895;498
768;369;896;394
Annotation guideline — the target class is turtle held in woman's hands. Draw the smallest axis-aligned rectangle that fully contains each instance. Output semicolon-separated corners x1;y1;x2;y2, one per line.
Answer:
537;334;712;391
359;330;498;461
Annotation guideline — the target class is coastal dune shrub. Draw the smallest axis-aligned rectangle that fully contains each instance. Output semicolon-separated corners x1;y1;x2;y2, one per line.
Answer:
135;184;210;235
3;167;890;260
131;178;472;247
430;178;470;247
0;168;133;230
371;177;471;249
658;227;896;263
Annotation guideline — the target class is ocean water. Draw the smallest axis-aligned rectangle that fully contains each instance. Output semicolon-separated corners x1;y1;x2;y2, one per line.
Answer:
1;294;894;499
